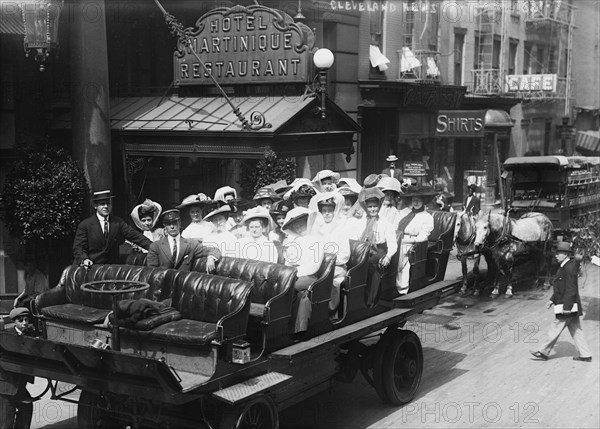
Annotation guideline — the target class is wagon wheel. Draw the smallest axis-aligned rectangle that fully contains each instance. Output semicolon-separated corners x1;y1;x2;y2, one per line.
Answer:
78;390;125;428
373;330;424;405
219;395;279;429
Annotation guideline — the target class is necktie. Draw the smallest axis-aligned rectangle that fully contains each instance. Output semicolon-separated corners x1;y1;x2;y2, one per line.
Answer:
172;238;178;262
361;216;379;244
103;218;109;241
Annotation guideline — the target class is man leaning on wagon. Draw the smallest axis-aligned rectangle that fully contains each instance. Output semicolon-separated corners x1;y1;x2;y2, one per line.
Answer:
146;209;220;273
73;190;152;267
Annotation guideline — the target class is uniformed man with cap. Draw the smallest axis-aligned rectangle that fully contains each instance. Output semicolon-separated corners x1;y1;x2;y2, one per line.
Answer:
146;209;220;272
73;190;152;267
0;307;36;429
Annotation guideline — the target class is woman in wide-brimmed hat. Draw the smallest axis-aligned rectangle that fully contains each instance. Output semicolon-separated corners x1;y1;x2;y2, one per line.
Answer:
253;186;281;211
395;185;436;295
312;169;341;192
202;205;237;257
281;207;324;334
268;200;290;245
377;176;408;230
356;187;398;307
178;193;215;241
236;206;278;263
129;199;165;252
309;191;350;315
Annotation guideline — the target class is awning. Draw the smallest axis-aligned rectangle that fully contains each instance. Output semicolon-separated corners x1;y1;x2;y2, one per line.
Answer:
0;5;24;35
53;95;360;158
504;155;569;170
576;130;600;153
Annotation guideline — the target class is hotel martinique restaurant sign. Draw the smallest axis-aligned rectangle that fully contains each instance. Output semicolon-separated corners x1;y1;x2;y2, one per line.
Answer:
174;4;313;86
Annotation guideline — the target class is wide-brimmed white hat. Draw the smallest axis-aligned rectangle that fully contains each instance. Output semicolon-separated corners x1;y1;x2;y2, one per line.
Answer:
281;207;316;233
312;169;340;184
214;186;237;203
177;193;211;209
242;206;275;230
377;176;402;194
203;204;231;222
131;199;163;230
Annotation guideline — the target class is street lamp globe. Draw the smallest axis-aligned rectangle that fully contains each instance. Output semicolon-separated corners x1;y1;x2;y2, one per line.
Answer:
313;48;334;69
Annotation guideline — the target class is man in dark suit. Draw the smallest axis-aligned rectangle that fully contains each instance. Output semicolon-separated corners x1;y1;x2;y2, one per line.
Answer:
0;308;36;429
146;209;221;272
73;190;152;267
463;183;481;215
530;241;592;362
380;155;403;180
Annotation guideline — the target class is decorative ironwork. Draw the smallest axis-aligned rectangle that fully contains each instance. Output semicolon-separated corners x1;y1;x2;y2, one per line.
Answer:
152;0;271;131
126;156;146;176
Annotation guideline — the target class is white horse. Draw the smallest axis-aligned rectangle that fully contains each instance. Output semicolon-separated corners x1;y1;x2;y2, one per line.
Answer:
474;211;554;297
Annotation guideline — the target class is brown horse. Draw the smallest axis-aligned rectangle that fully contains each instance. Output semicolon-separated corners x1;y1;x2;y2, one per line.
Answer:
454;211;493;296
474;211;554;297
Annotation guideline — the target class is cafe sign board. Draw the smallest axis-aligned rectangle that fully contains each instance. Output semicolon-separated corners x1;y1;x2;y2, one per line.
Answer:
435;110;485;138
173;5;312;86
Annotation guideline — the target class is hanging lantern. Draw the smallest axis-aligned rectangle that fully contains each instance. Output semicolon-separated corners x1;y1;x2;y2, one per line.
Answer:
21;0;63;71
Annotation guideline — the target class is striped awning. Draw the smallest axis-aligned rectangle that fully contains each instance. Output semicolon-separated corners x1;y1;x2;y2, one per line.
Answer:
0;3;25;35
576;130;600;153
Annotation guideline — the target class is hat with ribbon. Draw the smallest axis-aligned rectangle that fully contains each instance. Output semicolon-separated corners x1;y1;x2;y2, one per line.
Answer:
131;199;162;230
266;180;291;197
91;190;115;202
203;204;232;222
312;169;341;184
270;200;290;219
161;209;181;225
9;307;30;321
291;184;317;202
363;174;382;188
386;155;399;162
253;186;281;202
402;184;438;202
357;186;385;212
177;193;211;210
214;186;238;203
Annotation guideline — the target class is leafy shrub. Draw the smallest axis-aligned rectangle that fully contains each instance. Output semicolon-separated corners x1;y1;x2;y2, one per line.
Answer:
1;145;89;243
570;214;600;263
239;149;296;198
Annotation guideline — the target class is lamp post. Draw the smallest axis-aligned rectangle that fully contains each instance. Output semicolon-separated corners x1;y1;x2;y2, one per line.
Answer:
21;0;64;72
313;48;334;119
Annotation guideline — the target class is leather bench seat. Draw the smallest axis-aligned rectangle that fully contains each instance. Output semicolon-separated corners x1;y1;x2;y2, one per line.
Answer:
35;265;254;345
41;303;111;324
123;319;218;345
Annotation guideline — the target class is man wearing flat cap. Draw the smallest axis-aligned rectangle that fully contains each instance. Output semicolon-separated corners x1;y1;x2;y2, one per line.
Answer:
0;308;36;429
531;241;592;362
381;155;403;180
73;190;152;267
147;209;220;273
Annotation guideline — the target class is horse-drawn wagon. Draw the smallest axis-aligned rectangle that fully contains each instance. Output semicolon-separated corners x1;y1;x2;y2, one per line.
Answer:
0;213;460;428
504;155;600;232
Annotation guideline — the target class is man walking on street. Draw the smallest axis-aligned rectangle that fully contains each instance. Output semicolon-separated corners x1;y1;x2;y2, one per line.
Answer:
73;190;152;267
530;241;592;362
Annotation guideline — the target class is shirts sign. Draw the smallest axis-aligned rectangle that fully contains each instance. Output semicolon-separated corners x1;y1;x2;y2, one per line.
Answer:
173;5;311;86
435;110;485;137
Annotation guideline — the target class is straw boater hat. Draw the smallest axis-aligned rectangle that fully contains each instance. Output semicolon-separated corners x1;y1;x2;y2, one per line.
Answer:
177;193;211;210
377;176;403;195
553;241;573;254
203;204;232;222
281;207;317;234
131;199;162;230
386;155;399;162
214;186;237;203
253;186;281;203
242;206;276;230
91;190;115;202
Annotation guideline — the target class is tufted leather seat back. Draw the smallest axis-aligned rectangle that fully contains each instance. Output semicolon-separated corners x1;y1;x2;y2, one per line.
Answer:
429;211;457;251
61;265;169;309
170;272;253;323
192;257;297;305
347;240;371;271
317;253;337;277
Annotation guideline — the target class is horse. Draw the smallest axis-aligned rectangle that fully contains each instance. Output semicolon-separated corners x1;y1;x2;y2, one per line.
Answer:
454;211;493;296
473;211;554;297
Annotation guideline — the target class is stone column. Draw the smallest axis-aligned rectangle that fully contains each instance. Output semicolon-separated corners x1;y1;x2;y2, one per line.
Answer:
69;0;111;196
